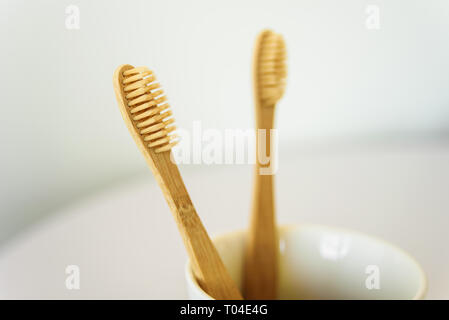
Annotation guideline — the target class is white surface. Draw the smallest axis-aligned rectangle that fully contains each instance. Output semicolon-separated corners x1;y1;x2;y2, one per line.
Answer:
2;0;449;241
186;225;426;299
0;144;448;299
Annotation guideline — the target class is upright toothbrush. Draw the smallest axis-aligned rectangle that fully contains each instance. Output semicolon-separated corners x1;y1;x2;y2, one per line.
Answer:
113;65;243;300
244;30;287;299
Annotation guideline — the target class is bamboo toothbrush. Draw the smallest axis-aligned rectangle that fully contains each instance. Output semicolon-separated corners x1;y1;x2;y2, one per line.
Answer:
113;64;242;300
244;30;287;300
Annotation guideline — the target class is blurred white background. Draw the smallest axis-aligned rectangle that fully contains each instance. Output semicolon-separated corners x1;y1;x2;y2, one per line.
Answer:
1;0;449;244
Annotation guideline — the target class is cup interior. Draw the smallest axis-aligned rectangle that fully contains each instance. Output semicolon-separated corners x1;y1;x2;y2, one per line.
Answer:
185;224;426;299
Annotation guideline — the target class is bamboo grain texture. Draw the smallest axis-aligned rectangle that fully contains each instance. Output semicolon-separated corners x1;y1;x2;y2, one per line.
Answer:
113;64;242;300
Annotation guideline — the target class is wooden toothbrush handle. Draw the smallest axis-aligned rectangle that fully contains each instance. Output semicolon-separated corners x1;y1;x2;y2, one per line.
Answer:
151;151;243;300
244;106;278;300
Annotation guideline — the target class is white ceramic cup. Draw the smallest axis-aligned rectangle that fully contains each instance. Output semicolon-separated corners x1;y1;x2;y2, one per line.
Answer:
185;224;427;299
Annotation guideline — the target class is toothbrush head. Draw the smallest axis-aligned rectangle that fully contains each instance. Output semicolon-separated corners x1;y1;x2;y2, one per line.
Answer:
113;65;178;153
254;30;287;107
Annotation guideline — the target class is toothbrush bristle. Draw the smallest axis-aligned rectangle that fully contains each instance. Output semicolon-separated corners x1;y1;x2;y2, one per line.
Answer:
256;30;287;105
121;66;178;153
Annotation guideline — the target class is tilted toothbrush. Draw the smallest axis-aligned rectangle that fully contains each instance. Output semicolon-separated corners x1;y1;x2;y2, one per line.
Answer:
244;30;287;299
113;65;243;300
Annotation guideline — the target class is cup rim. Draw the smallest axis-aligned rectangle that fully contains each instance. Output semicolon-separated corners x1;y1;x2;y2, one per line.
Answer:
185;223;428;300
